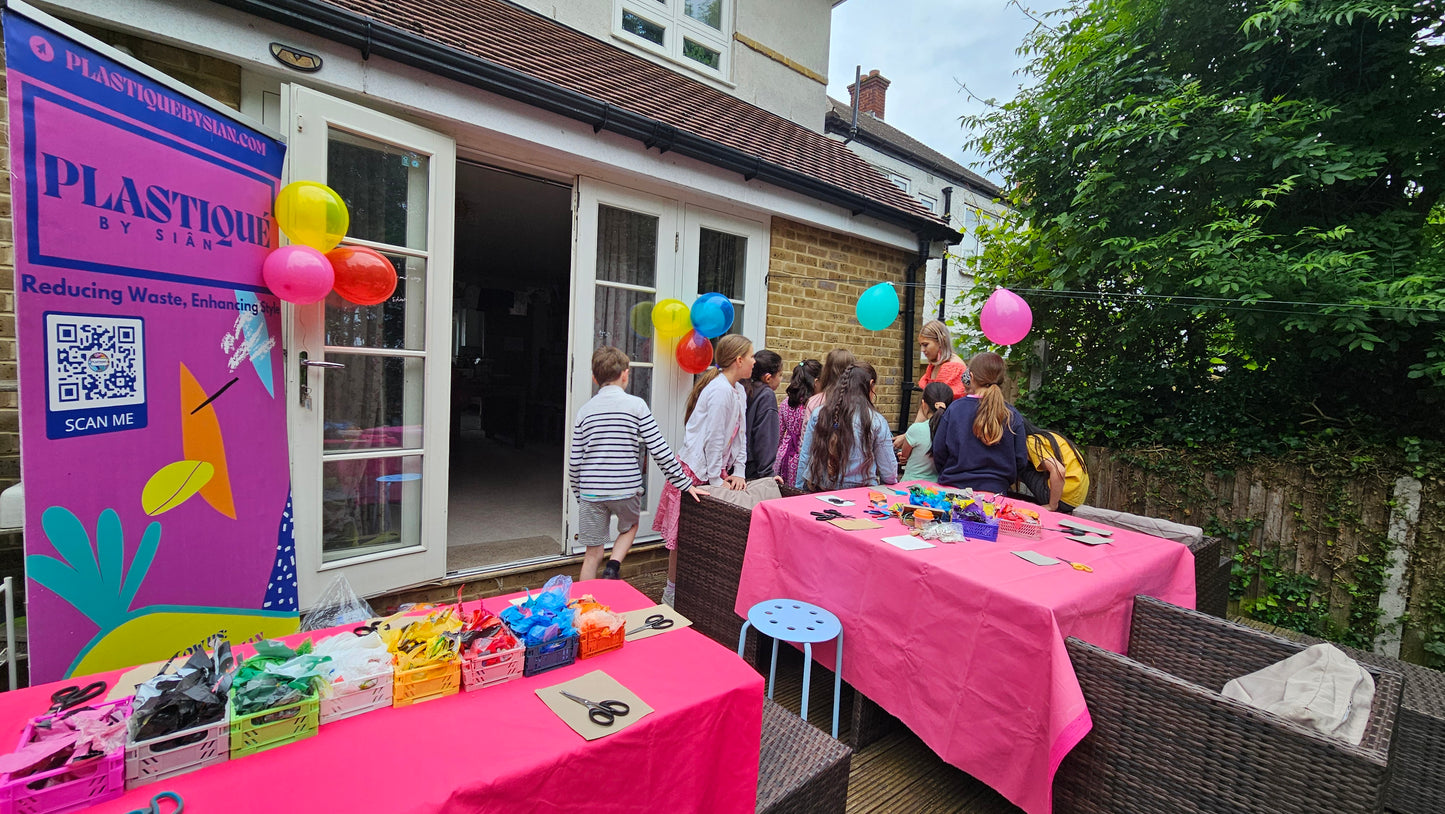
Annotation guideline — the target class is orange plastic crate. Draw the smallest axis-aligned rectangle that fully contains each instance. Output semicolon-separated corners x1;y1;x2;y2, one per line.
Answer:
578;623;626;659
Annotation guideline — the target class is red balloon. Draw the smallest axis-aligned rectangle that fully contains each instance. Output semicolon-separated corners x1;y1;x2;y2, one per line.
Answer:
327;246;398;306
675;330;714;374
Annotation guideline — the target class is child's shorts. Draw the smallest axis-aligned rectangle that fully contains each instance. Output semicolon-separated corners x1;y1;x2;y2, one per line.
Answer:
578;495;641;547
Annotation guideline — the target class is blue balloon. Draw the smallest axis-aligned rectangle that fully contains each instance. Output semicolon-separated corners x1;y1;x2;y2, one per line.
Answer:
690;292;735;339
856;283;900;331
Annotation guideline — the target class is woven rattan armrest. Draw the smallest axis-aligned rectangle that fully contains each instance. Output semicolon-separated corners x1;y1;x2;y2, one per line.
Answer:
757;697;852;814
1057;634;1402;814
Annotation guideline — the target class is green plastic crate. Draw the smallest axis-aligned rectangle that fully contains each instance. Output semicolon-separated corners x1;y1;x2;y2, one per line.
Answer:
228;694;318;760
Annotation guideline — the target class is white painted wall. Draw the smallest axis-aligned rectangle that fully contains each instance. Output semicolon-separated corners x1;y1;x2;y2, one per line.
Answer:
511;0;832;129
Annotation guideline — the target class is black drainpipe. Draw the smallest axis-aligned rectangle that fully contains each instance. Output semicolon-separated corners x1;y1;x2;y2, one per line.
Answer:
939;187;954;321
899;239;929;431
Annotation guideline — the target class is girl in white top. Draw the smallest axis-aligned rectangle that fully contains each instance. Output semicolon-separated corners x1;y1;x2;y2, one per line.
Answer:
652;334;755;606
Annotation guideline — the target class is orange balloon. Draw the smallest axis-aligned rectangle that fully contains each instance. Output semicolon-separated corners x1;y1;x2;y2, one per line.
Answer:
327;246;398;306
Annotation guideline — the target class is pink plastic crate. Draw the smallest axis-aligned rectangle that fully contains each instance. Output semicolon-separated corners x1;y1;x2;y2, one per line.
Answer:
124;708;229;790
461;640;525;692
319;664;393;725
0;697;131;814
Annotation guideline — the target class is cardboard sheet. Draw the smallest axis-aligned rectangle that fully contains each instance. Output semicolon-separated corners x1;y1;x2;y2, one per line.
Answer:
536;670;654;741
621;604;692;641
106;660;167;701
828;517;882;530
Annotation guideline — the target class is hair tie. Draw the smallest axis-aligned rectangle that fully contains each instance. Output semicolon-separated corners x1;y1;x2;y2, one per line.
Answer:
933;401;945;410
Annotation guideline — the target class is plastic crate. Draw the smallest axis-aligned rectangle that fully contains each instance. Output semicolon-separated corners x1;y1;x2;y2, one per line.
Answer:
578;623;626;660
125;708;228;790
392;658;461;707
461;641;525;691
956;519;1000;541
997;518;1043;539
0;697;131;814
319;664;393;725
523;634;578;677
228;694;319;760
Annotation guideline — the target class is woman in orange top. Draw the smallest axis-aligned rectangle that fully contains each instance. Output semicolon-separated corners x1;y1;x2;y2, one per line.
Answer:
917;320;968;399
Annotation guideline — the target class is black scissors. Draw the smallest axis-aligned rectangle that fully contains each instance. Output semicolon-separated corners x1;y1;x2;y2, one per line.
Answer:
560;691;631;726
49;681;106;714
810;508;850;521
353;619;385;637
125;790;184;814
626;614;674;637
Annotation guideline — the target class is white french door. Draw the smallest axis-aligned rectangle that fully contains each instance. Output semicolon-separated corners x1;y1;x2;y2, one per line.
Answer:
566;180;766;552
286;86;456;606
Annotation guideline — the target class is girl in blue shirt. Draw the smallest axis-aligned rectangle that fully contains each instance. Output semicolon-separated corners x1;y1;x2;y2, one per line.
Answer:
931;352;1031;494
796;363;899;491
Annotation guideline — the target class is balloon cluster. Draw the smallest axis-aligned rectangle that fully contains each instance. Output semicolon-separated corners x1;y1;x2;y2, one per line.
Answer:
628;293;737;373
261;182;399;306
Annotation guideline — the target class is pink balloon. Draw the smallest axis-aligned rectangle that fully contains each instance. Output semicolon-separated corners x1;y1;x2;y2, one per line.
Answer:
979;288;1033;345
262;245;335;304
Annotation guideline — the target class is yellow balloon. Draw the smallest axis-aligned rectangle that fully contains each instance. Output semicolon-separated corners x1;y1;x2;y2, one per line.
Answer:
651;299;692;339
275;181;350;251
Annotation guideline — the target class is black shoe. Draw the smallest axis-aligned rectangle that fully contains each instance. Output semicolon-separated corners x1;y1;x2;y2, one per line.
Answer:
602;560;622;580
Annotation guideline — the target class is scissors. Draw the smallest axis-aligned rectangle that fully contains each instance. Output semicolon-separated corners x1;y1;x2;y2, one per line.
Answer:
1067;561;1094;573
48;681;106;714
810;508;850;521
560;691;631;726
626;614;674;637
125;790;184;814
353;619;385;636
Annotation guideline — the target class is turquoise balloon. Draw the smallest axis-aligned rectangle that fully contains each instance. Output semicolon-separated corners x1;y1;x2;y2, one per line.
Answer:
856;283;900;331
690;292;735;339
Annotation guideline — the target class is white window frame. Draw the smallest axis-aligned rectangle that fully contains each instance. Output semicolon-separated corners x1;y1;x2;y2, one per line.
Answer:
918;194;938;214
882;170;911;194
614;0;732;79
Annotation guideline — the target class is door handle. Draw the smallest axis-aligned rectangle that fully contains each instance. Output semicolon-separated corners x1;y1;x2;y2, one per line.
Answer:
300;359;346;369
297;352;345;409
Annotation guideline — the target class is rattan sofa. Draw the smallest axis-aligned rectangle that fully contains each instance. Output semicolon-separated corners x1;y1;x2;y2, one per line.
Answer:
756;698;852;814
1055;595;1404;814
1242;624;1445;813
1072;505;1231;618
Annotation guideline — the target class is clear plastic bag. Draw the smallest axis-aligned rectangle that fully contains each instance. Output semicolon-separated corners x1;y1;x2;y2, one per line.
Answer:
919;522;967;543
300;574;376;632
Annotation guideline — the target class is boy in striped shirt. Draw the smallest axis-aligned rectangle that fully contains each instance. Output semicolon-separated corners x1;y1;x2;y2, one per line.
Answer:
570;346;705;581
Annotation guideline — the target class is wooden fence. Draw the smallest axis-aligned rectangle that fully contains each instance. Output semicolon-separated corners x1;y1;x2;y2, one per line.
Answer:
1083;446;1445;666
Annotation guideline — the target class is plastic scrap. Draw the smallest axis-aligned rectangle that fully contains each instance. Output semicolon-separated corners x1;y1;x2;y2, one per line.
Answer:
131;638;237;741
300;574;376;632
233;639;331;716
0;702;129;783
573;595;625;635
454;607;520;658
381;609;461;672
314;631;391;689
500;575;577;647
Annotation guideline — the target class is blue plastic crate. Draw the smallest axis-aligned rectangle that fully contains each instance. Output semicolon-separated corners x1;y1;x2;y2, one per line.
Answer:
523;634;578;677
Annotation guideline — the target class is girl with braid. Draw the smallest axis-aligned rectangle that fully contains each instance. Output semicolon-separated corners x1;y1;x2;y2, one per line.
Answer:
794;363;898;491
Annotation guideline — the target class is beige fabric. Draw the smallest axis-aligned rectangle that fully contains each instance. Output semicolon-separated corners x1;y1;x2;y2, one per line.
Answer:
1221;642;1375;745
1072;505;1204;546
705;477;782;511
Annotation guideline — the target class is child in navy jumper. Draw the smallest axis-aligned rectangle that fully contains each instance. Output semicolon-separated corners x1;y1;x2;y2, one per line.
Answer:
930;352;1032;495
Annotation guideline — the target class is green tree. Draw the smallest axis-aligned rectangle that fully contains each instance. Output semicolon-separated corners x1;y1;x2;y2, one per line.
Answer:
964;0;1445;448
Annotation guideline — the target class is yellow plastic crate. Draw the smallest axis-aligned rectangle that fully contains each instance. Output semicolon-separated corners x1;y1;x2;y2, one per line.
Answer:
393;658;461;707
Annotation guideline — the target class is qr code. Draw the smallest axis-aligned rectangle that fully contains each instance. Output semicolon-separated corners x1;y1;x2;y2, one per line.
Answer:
46;314;146;412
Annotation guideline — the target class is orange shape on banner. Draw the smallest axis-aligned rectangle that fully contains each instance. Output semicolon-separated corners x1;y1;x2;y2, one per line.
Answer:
179;363;237;519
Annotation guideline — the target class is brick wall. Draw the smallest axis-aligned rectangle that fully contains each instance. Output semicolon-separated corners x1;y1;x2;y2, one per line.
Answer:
0;21;243;494
764;217;922;430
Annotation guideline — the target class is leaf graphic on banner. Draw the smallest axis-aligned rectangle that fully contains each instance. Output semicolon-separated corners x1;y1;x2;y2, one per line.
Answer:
141;460;215;516
28;506;161;631
180;363;236;519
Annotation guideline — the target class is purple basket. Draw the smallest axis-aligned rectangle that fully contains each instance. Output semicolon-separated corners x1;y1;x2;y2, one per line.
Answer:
957;519;999;541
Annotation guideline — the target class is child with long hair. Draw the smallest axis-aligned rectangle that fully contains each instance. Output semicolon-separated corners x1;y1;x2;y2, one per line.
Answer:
930;352;1030;494
898;382;955;483
804;348;856;420
795;363;899;491
1019;416;1090;512
743;349;783;480
775;359;821;487
652;334;755;606
916;319;969;399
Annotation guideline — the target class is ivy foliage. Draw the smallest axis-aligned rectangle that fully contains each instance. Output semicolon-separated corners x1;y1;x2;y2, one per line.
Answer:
962;0;1445;448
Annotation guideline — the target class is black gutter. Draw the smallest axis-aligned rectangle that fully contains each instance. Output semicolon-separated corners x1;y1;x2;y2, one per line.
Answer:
211;0;959;243
898;239;928;431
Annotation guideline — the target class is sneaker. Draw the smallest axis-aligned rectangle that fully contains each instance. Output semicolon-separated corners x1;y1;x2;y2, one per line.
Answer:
661;583;676;607
602;560;621;580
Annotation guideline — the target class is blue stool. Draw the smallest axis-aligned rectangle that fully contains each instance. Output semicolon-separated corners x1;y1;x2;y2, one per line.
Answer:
738;599;843;738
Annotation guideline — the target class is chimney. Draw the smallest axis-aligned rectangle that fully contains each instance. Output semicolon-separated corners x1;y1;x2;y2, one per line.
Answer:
847;69;891;121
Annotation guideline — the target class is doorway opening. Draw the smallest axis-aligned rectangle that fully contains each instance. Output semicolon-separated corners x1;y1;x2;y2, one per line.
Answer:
447;161;572;572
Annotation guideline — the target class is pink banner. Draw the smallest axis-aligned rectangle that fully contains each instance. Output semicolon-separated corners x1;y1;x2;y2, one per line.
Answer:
6;10;297;682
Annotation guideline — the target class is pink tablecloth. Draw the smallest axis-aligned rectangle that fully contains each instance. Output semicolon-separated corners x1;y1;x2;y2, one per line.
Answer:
0;580;763;814
735;484;1195;814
